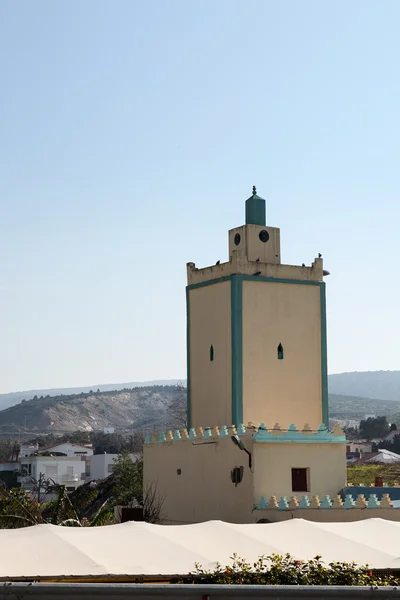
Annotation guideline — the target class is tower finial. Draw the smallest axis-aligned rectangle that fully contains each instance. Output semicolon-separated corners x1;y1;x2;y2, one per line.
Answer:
252;185;256;195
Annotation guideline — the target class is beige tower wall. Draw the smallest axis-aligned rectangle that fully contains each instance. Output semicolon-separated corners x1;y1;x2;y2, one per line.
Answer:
144;437;254;524
242;281;323;428
253;442;347;500
188;281;232;428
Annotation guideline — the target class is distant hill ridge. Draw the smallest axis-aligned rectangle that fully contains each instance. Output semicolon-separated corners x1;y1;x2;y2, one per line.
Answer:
0;380;185;411
0;371;399;434
329;370;400;401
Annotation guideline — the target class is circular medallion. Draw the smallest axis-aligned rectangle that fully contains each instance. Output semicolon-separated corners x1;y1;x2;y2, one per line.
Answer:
259;229;269;243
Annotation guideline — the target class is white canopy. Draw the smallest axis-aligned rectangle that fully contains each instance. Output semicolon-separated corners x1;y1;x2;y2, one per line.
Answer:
2;518;400;579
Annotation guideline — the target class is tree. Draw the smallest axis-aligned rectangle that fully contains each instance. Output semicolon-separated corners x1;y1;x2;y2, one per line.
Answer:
0;439;20;462
91;432;130;454
168;384;187;429
343;426;359;441
112;451;143;505
112;451;164;523
391;423;398;431
379;433;400;454
27;474;54;504
359;416;390;440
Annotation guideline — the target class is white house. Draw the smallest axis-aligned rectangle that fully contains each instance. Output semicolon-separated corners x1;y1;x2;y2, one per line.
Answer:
85;453;140;481
19;444;39;458
19;456;86;491
41;442;93;457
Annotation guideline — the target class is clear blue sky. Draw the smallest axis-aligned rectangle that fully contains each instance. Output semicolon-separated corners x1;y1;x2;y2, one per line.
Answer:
1;0;399;393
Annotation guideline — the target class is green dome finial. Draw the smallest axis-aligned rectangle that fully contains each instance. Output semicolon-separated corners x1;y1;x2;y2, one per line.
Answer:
246;186;266;226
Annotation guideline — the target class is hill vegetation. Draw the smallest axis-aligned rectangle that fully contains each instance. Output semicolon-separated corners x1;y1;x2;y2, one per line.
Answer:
0;385;186;434
0;371;399;436
329;370;400;401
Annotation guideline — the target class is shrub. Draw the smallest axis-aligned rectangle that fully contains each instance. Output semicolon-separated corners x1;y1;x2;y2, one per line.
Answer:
190;553;400;586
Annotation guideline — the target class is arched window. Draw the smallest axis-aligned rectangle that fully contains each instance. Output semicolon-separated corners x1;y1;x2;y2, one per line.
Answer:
277;343;284;360
210;345;214;362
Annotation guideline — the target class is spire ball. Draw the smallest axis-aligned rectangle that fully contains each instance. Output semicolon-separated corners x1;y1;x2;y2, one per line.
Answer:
252;185;257;195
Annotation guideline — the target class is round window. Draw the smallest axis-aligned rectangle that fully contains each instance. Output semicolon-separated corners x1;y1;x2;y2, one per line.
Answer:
234;233;241;246
259;230;269;243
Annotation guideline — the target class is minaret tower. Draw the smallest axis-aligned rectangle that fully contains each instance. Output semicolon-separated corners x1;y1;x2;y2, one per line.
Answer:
186;187;328;430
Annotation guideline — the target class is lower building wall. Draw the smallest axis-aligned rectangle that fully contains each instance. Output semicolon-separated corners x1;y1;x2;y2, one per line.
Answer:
144;437;254;524
254;508;400;523
253;442;346;499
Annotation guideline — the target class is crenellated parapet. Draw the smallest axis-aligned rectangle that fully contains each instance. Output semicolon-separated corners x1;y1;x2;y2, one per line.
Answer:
253;422;345;443
255;493;394;511
144;422;345;445
187;253;324;286
144;423;250;445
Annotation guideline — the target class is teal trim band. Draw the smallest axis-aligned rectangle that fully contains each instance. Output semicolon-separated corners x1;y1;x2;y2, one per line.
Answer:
188;274;322;291
187;276;234;291
239;274;322;286
186;286;191;429
231;275;243;426
320;282;329;427
254;424;344;444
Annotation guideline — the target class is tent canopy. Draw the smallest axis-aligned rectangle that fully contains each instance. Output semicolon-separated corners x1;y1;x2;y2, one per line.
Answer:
1;518;400;580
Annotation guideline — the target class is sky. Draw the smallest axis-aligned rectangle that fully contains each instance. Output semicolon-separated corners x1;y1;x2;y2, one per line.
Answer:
0;0;399;393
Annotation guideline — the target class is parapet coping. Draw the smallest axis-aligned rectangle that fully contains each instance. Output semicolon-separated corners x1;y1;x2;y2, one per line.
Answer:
255;493;395;510
144;423;346;445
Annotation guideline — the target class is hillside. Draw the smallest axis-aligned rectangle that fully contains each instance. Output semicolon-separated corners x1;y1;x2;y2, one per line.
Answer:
1;370;400;435
329;393;400;421
0;386;184;434
0;380;184;411
329;371;400;401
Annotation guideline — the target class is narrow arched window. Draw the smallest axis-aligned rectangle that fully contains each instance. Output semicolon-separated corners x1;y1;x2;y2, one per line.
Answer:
277;343;284;360
210;345;214;361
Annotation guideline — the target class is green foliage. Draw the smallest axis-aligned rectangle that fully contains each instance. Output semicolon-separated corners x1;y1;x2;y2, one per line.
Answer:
191;553;400;586
343;426;359;440
112;451;143;505
379;433;400;454
346;464;398;486
0;439;20;462
359;416;390;440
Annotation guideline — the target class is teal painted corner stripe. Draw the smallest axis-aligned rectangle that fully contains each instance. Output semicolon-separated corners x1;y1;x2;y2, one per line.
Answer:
320;282;329;427
186;287;191;429
231;276;243;427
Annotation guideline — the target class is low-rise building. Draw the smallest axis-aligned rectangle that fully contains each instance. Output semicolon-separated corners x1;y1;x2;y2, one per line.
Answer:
40;442;93;457
19;455;86;491
85;453;140;481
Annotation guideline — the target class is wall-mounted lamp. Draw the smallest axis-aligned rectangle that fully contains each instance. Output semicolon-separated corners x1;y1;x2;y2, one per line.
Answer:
231;435;252;469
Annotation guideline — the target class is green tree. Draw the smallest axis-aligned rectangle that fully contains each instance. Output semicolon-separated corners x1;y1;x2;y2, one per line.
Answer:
112;451;143;505
359;416;389;440
343;426;359;440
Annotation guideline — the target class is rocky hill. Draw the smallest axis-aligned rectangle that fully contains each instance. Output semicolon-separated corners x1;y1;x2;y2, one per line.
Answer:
0;386;185;434
2;371;400;435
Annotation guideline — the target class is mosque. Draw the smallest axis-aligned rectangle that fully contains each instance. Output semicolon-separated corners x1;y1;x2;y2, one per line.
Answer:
144;187;347;524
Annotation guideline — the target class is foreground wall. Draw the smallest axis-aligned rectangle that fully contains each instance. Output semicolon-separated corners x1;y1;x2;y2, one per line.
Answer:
253;440;346;500
144;428;254;524
144;423;347;525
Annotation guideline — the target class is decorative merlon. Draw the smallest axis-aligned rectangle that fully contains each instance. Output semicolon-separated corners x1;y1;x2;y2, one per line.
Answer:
186;254;323;286
144;422;346;445
253;423;346;443
255;493;394;511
